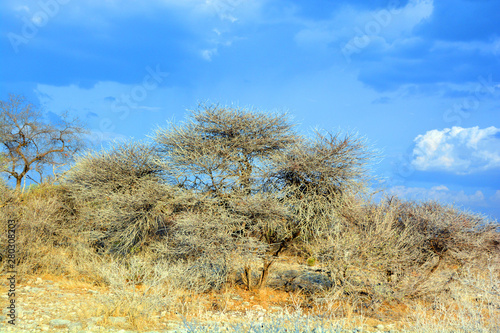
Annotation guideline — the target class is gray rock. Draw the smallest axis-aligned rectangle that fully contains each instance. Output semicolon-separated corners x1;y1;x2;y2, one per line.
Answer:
28;287;44;293
69;321;83;331
49;319;72;328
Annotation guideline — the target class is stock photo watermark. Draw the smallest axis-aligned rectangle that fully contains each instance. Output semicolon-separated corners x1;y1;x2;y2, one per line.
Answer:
8;0;70;54
341;0;403;63
5;219;18;326
210;0;244;21
443;74;499;126
93;64;168;143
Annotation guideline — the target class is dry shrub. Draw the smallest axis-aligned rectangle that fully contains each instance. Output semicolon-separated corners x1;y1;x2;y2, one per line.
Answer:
0;178;14;206
0;182;98;279
408;262;500;332
265;131;374;242
63;133;280;292
92;256;179;330
153;105;309;289
147;191;275;291
316;196;500;307
158;206;242;292
64;140;174;256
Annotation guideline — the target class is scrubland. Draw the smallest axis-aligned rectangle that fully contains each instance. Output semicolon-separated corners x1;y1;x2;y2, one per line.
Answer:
1;105;499;332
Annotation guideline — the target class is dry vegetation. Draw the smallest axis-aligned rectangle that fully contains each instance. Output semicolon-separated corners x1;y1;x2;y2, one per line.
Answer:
1;105;499;332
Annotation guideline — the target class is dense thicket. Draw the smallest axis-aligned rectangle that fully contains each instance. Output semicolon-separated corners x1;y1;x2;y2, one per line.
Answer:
1;104;498;302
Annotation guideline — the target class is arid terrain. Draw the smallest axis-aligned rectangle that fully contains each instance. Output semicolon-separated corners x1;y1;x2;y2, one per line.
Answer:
1;106;499;332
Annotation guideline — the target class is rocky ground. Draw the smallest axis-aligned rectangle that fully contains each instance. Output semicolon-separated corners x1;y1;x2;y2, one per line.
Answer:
1;276;183;332
0;273;401;333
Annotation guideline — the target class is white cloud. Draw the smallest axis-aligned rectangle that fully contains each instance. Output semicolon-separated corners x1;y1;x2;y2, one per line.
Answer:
201;48;218;61
411;126;500;174
85;130;129;146
494;37;500;57
168;0;263;22
431;185;449;191
433;38;500;56
389;185;487;206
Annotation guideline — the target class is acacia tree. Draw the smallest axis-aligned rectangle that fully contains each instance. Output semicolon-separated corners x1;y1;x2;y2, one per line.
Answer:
154;104;298;289
153;105;374;290
154;104;297;195
0;94;87;191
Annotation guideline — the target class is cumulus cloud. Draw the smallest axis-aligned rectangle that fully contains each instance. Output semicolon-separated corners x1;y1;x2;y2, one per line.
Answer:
411;126;500;174
431;185;448;191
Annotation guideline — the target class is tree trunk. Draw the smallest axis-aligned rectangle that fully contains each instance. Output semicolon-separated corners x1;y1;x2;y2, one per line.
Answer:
242;265;252;291
256;259;274;289
15;177;22;192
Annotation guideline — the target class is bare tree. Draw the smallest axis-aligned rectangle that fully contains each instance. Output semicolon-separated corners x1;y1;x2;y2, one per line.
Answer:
0;94;87;191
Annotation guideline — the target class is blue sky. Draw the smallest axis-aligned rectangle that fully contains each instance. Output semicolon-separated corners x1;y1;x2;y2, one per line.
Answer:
1;0;499;220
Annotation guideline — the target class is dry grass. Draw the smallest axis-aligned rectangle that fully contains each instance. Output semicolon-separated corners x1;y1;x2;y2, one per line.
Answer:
1;257;498;332
0;182;100;281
